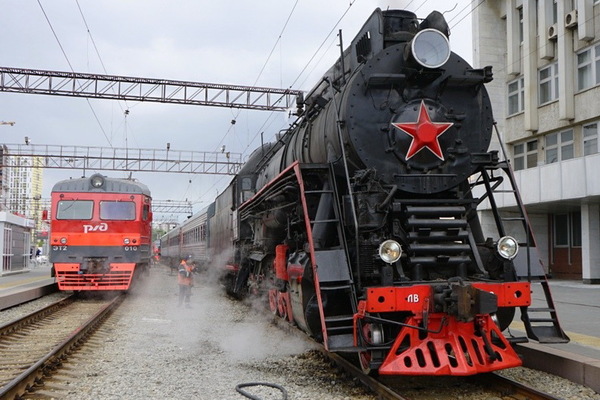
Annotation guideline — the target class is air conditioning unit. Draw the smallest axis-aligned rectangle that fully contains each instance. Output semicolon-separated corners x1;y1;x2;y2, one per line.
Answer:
547;24;558;40
565;10;578;29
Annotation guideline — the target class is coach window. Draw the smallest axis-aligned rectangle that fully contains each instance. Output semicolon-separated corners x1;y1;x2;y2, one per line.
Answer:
100;201;136;220
56;200;93;220
143;204;150;220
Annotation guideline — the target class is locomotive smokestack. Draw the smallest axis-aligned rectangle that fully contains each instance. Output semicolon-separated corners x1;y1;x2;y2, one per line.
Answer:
419;11;450;38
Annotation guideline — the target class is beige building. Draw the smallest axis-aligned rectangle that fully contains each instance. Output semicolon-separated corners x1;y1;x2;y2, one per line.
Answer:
0;145;10;212
5;154;44;240
473;0;600;283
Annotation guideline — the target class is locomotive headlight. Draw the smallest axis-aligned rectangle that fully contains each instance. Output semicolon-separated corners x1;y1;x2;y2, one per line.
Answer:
379;240;402;264
124;238;130;245
411;29;451;69
90;174;105;188
60;237;67;244
497;236;519;260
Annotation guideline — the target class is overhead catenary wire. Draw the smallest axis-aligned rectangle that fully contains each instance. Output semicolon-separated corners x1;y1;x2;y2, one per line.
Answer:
240;0;359;161
213;0;301;155
413;0;430;13
75;0;136;150
37;0;113;148
227;0;475;205
191;1;303;213
184;1;480;214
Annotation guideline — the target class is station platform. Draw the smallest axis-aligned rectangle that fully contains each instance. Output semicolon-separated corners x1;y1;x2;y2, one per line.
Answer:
507;279;600;392
0;264;57;311
510;279;600;348
511;279;600;358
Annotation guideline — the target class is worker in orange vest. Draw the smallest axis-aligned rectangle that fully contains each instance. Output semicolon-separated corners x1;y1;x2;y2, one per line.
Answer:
177;256;195;308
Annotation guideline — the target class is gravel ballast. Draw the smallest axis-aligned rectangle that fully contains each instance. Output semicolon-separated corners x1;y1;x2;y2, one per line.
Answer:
45;267;376;399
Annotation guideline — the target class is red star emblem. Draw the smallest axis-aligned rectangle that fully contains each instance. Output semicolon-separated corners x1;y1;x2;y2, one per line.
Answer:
392;101;453;160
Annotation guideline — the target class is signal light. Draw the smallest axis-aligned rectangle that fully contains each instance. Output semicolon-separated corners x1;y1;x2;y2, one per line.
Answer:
497;236;519;260
379;240;402;264
90;174;105;188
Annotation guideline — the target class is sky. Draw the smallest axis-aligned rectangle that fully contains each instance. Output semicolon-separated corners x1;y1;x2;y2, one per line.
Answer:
0;0;475;224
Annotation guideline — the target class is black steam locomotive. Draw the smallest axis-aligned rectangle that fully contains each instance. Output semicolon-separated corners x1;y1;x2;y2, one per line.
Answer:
193;8;569;375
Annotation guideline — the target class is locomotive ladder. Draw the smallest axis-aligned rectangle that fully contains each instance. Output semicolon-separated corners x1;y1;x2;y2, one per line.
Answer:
296;163;358;351
479;162;569;343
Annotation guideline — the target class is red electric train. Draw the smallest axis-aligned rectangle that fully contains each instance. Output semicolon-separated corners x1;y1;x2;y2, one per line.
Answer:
48;174;152;291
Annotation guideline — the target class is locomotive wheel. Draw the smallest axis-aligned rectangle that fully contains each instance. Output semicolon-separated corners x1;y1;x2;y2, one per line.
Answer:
358;351;374;375
269;290;278;315
495;306;516;331
277;292;288;320
358;322;384;375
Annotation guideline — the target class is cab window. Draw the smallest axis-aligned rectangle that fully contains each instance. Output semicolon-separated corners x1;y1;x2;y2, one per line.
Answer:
56;200;94;220
100;201;136;220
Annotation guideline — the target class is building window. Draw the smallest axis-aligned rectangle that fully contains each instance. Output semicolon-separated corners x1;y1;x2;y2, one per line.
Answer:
514;143;524;170
553;212;581;248
518;7;524;43
545;129;574;163
539;63;559;104
583;122;599;156
508;76;524;115
513;140;537;170
577;44;600;91
571;212;581;247
554;214;569;247
577;49;593;90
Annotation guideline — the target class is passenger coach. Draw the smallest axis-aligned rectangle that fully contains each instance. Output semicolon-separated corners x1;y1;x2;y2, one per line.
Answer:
159;203;214;269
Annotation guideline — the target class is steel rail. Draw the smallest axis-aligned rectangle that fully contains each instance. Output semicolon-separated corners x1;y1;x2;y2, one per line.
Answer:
0;294;124;399
320;350;409;400
0;296;73;334
477;372;565;400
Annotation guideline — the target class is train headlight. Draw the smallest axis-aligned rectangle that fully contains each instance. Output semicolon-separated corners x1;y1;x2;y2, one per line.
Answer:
124;238;130;245
497;236;519;260
60;237;67;244
90;174;105;188
411;28;451;69
378;240;402;264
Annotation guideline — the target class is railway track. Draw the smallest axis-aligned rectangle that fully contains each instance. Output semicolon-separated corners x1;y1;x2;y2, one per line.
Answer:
323;350;564;400
0;283;593;399
0;294;123;399
267;306;575;400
